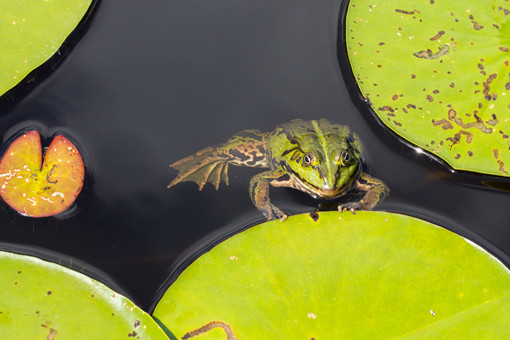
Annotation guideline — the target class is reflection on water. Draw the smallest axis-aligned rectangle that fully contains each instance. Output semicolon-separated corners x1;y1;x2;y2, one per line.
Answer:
0;0;509;311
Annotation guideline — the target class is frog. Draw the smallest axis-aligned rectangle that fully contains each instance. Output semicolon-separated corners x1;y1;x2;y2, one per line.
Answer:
167;119;389;220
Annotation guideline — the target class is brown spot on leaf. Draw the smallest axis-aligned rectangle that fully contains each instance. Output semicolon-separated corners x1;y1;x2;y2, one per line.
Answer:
413;44;450;59
430;31;445;41
493;149;500;159
47;328;57;340
472;21;484;30
395;9;415;15
487;73;497;84
426;95;433;102
500;47;509;52
498;160;508;173
447;131;473;149
379;106;395;112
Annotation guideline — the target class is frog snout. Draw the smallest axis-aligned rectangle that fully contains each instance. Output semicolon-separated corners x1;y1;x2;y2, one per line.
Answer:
321;169;339;190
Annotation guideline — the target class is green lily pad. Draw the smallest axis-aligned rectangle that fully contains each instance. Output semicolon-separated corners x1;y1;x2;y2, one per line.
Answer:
345;0;510;176
0;251;169;339
153;211;510;339
0;0;94;96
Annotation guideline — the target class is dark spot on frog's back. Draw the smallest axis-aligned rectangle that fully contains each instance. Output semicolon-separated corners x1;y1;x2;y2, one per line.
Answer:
229;149;250;162
247;151;265;166
275;173;291;183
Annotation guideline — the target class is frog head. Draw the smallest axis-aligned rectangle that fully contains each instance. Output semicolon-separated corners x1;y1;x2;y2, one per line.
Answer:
280;131;362;199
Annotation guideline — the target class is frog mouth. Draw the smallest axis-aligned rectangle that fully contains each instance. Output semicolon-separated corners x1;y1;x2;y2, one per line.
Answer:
290;173;344;199
287;165;359;199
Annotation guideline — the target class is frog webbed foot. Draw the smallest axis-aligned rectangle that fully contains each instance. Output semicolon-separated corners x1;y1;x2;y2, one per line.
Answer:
337;172;389;214
262;204;288;222
337;201;365;215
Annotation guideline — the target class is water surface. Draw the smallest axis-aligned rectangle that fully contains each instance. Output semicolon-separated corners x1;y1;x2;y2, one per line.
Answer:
1;0;509;311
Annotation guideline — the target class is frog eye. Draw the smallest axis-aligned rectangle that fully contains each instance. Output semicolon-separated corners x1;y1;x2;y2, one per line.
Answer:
303;152;315;166
341;151;351;165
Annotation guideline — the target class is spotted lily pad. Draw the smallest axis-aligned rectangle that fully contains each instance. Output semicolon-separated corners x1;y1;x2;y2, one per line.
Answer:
0;0;94;96
0;250;169;339
0;131;84;217
153;211;510;338
345;0;510;176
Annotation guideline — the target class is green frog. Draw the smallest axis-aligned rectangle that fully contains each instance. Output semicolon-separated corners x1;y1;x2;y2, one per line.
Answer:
168;119;389;220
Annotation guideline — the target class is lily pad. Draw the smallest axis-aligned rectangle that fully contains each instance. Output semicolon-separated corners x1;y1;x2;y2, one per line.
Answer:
153;211;510;338
0;130;84;217
345;0;510;176
0;0;94;96
0;250;169;339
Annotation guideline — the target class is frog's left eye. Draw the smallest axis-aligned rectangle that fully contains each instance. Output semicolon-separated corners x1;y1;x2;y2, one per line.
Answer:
303;152;315;166
341;151;351;164
334;150;352;165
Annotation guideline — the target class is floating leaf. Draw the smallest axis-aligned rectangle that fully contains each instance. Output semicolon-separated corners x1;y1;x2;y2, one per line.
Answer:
153;211;510;338
0;131;84;217
345;0;510;176
0;0;94;96
0;251;169;339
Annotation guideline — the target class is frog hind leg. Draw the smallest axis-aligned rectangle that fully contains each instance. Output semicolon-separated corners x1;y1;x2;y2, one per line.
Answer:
168;129;269;191
250;170;297;221
167;146;230;190
338;172;389;213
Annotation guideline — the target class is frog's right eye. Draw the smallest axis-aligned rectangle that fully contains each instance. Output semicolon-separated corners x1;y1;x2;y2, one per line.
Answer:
303;152;315;166
341;151;351;164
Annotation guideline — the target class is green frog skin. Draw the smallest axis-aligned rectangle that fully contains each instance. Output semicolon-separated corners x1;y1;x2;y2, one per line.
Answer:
167;119;389;220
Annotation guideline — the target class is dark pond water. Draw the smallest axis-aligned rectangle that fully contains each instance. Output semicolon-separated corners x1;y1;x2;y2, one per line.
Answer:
1;0;510;312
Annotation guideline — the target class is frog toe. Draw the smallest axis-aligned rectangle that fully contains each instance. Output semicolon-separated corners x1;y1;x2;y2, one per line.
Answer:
338;202;364;214
262;204;287;221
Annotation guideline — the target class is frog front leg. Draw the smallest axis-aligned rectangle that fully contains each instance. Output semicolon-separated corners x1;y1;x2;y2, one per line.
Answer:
249;170;296;221
338;172;389;213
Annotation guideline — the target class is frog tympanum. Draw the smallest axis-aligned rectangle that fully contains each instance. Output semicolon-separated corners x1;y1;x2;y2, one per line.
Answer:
168;119;389;220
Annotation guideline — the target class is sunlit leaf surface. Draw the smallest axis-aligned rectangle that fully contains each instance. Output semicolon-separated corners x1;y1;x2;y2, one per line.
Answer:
0;0;93;96
0;131;84;217
346;0;510;176
154;211;510;339
0;251;169;339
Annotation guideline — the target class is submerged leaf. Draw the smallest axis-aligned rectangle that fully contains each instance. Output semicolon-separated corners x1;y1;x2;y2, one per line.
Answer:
346;0;510;176
154;211;510;338
0;131;84;217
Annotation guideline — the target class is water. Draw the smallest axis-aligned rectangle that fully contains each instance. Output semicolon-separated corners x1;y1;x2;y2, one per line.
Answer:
1;0;510;312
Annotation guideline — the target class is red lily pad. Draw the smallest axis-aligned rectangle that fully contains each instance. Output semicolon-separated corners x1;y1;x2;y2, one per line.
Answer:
0;131;84;217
